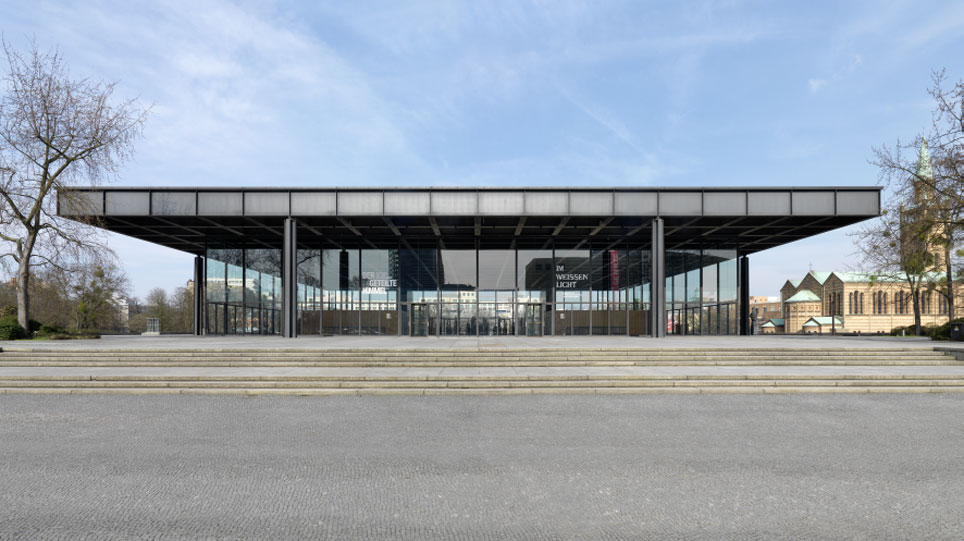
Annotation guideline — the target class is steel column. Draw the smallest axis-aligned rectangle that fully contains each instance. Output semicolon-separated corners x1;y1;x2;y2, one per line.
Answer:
282;218;298;338
739;255;750;335
650;218;666;338
192;255;205;336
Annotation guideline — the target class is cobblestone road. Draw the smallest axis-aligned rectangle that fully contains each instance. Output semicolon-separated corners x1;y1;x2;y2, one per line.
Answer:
1;394;962;540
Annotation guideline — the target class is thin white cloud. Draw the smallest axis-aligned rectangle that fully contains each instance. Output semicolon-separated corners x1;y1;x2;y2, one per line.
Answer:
558;87;643;152
809;78;828;93
12;0;432;187
808;51;865;94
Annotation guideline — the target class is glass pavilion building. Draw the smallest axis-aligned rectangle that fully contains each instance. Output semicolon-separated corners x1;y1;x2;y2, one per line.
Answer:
58;186;881;338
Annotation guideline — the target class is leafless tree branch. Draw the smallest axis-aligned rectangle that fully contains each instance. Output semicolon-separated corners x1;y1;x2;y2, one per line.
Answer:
0;38;148;331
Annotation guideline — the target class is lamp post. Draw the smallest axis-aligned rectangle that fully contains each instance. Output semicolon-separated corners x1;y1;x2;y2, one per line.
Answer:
830;295;836;335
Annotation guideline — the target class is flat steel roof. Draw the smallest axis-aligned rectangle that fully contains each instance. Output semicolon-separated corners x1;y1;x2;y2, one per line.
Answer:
58;186;881;255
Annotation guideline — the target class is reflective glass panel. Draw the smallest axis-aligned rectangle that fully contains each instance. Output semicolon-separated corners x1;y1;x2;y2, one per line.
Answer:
517;250;553;299
440;250;476;335
361;249;398;335
399;243;439;303
554;249;591;335
479;250;514;290
297;249;321;335
322;249;359;335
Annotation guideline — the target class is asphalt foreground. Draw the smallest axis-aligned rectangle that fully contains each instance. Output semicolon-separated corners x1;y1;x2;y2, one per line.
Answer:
1;395;962;540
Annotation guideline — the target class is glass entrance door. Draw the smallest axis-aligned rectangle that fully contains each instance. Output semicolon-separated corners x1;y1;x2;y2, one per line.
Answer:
410;303;436;336
517;303;543;336
440;302;458;336
479;290;514;336
440;302;476;336
479;303;514;335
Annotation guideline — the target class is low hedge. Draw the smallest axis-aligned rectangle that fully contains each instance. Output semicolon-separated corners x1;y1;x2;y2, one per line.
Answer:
929;318;964;341
46;333;100;340
891;318;964;340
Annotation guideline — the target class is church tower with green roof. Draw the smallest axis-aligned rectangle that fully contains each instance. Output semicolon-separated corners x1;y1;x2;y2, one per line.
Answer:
899;138;944;270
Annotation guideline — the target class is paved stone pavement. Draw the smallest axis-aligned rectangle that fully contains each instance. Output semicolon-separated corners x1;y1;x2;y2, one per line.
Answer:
1;394;963;540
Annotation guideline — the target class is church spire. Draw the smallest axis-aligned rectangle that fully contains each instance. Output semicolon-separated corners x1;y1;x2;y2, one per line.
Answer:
916;138;934;182
913;138;934;206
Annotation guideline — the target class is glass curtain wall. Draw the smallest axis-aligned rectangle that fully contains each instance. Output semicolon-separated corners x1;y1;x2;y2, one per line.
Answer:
291;247;400;336
479;250;515;336
665;249;738;335
703;250;737;335
439;250;477;336
554;250;591;335
595;248;650;336
360;249;398;335
400;242;439;336
517;250;552;336
321;249;360;335
628;249;650;336
205;242;749;337
296;249;321;335
205;248;281;335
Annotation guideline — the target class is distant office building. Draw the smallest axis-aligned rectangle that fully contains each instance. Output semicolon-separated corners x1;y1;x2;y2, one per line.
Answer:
750;296;781;322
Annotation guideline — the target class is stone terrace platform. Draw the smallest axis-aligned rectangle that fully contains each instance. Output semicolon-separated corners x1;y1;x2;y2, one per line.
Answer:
1;335;962;394
0;334;956;351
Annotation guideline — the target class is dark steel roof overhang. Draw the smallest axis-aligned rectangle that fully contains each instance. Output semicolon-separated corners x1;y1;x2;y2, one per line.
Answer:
57;186;882;255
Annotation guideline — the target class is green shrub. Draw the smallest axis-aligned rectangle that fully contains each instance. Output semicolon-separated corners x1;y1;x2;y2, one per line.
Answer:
36;323;66;336
890;324;924;336
0;305;16;318
929;318;964;341
48;332;100;340
0;315;26;340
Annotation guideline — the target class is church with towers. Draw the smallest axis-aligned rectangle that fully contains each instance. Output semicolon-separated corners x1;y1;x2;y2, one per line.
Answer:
764;141;961;334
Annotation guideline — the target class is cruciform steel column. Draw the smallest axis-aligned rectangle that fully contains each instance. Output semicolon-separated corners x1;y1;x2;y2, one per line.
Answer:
739;255;750;336
282;218;298;338
650;218;666;338
192;255;205;336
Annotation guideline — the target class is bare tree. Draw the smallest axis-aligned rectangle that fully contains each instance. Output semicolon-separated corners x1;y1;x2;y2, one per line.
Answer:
928;71;964;319
0;39;148;331
853;195;935;335
869;70;963;325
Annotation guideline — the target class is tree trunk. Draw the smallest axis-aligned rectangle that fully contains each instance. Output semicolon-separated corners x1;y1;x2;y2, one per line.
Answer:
16;230;39;333
946;228;955;321
913;287;922;335
16;262;30;332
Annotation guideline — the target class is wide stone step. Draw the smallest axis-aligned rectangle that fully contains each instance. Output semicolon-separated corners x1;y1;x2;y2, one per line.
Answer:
0;360;958;369
0;347;949;355
3;350;951;354
0;349;946;358
3;376;964;387
2;384;962;395
0;352;953;360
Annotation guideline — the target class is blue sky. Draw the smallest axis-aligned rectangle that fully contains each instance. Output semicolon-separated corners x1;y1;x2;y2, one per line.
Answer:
4;0;964;299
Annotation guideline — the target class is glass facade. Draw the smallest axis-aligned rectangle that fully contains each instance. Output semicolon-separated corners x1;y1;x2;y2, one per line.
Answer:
204;240;737;338
665;249;738;336
304;241;654;337
205;248;281;335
